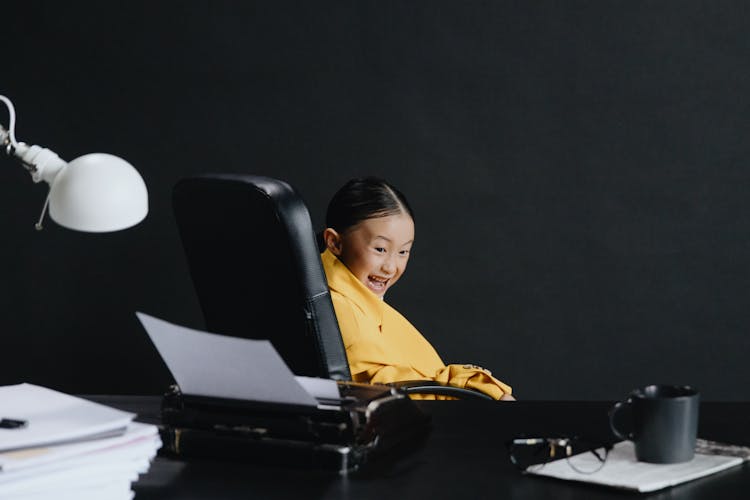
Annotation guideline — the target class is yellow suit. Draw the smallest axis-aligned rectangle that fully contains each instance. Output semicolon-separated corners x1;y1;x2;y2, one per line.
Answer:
321;249;512;400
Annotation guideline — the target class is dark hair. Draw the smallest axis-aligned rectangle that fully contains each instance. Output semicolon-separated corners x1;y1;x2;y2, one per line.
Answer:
326;177;414;234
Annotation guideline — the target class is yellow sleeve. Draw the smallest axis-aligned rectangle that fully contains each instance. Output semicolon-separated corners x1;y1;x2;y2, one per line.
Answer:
433;364;513;400
365;363;512;401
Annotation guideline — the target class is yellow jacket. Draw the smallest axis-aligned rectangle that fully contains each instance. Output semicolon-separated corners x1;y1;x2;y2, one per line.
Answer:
321;249;512;400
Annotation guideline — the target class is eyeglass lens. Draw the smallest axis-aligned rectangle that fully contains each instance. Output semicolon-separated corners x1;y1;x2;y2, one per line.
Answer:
508;437;609;474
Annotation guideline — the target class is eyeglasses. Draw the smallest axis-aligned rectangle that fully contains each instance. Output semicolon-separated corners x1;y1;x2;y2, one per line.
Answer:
506;436;612;474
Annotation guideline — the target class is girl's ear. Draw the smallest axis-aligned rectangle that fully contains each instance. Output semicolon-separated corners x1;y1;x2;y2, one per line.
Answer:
323;228;343;256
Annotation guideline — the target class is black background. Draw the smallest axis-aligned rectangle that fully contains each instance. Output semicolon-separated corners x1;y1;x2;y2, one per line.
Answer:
2;1;748;400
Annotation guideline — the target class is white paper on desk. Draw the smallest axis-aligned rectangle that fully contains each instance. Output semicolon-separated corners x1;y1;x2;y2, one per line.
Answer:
0;421;159;473
136;312;319;407
0;424;160;499
6;482;135;500
0;384;134;454
528;440;744;493
0;448;155;493
0;457;141;496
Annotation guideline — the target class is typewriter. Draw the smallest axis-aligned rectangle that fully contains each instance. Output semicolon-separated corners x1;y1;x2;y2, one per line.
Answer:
136;312;429;473
159;381;429;474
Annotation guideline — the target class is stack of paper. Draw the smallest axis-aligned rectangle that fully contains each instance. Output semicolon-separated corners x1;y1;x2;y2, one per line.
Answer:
0;384;161;500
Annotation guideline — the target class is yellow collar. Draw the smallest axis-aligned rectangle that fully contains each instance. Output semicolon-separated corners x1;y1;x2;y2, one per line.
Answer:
321;249;385;325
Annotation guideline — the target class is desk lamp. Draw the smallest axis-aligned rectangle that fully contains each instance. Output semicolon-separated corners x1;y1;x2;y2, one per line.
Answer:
0;94;148;232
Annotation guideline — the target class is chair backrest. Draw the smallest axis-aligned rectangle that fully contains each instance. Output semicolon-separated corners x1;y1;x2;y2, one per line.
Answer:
172;174;352;381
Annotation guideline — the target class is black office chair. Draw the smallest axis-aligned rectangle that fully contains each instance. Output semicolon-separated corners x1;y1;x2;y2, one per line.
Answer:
172;174;491;400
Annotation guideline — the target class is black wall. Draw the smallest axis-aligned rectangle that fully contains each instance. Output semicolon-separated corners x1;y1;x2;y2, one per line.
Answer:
2;1;749;400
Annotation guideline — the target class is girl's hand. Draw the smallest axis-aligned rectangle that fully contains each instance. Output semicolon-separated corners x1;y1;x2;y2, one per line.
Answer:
500;394;516;401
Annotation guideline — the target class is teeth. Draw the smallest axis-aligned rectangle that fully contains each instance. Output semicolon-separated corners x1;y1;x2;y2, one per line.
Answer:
368;276;387;289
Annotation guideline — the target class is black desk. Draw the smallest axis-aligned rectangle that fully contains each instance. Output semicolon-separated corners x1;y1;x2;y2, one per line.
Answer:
95;397;750;499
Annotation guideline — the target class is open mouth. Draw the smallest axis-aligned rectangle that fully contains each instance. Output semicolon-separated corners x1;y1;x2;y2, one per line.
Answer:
367;275;390;293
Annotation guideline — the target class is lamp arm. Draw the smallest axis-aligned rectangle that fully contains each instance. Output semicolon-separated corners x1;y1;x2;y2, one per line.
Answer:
2;95;67;230
1;95;67;185
0;95;19;150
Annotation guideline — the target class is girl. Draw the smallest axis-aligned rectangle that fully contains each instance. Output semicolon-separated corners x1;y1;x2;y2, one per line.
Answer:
321;177;514;400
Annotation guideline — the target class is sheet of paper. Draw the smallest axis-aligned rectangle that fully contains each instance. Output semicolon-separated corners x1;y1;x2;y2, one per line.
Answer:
136;312;318;407
0;434;154;498
528;440;744;492
0;384;134;453
0;432;159;494
295;376;341;401
0;459;142;496
0;422;159;473
11;483;135;500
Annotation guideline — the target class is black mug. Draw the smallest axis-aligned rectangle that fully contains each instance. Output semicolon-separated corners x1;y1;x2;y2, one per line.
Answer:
609;385;700;464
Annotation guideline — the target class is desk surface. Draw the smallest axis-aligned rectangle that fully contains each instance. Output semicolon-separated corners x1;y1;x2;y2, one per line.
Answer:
95;397;750;500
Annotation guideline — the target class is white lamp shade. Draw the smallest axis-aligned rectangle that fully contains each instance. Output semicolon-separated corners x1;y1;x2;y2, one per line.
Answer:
48;153;148;232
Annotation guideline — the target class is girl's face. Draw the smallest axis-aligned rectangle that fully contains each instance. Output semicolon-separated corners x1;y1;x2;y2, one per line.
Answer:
326;213;415;297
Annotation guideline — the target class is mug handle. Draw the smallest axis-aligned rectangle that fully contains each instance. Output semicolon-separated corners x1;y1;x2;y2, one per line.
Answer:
608;399;634;441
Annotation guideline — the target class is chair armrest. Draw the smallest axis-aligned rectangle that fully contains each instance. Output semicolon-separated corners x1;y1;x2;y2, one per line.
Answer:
389;380;494;401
